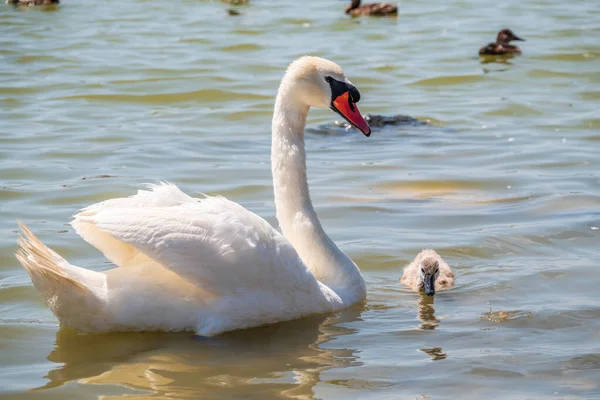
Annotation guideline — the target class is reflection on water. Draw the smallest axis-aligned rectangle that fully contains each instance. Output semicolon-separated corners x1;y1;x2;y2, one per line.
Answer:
480;55;517;65
417;294;440;330
35;309;363;399
419;347;447;361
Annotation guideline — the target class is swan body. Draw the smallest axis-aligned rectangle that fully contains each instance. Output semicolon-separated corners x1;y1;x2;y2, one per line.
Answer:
16;56;372;336
400;249;454;296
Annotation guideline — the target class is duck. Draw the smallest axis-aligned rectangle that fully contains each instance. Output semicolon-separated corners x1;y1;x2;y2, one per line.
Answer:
15;56;372;336
331;113;425;134
345;0;397;16
479;29;525;56
6;0;59;5
351;114;424;128
364;114;423;127
400;249;454;296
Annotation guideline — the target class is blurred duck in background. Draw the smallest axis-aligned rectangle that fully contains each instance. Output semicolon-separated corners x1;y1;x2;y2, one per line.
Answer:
345;0;397;16
7;0;58;5
479;29;525;56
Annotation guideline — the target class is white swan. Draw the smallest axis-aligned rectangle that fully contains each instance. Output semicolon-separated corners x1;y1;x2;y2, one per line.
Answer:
15;56;372;336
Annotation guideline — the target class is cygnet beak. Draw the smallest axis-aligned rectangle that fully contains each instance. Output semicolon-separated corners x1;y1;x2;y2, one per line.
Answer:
423;275;436;296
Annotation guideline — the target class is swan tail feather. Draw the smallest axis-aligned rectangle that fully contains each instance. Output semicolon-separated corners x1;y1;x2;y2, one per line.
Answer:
15;222;109;331
16;221;88;294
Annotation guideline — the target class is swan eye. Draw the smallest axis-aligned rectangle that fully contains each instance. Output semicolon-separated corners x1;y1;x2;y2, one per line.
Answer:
325;76;333;83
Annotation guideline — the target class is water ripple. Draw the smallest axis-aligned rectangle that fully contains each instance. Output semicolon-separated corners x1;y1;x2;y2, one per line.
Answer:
1;0;600;398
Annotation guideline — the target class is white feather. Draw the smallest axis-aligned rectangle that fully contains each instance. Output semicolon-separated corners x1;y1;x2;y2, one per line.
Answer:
15;56;366;336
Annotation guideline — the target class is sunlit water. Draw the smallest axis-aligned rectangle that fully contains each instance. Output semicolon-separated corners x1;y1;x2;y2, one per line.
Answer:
1;0;599;398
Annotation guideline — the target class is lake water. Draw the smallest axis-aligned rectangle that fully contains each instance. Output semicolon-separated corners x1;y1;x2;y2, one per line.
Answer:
1;0;599;398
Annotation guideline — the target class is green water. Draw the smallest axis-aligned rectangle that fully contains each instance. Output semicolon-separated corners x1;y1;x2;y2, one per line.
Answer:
1;0;599;398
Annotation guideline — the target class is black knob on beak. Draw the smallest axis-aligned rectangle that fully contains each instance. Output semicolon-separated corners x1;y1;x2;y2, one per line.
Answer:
348;84;361;103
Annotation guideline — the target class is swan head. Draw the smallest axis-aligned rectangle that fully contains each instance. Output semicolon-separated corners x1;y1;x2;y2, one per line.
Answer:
283;56;371;136
418;257;440;296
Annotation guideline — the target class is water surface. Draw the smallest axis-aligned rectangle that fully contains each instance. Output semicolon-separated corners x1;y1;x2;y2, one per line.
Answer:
1;0;599;398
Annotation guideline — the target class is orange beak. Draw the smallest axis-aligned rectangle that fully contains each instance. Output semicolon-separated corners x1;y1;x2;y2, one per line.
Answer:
331;92;371;137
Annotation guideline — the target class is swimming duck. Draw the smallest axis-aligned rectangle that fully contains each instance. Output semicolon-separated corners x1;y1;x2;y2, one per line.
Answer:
479;29;525;56
345;0;397;16
6;0;58;5
400;249;454;296
364;114;424;127
334;114;425;132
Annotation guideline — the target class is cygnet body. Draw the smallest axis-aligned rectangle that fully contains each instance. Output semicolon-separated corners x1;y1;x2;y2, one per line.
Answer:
400;249;454;296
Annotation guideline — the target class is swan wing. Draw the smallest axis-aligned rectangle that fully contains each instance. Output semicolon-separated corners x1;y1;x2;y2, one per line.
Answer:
71;183;320;297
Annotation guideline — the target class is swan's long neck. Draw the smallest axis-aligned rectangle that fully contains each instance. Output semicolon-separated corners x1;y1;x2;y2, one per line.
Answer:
270;80;366;305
